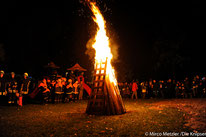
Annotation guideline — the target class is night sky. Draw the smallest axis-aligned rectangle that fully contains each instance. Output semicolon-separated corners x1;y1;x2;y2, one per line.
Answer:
0;0;205;81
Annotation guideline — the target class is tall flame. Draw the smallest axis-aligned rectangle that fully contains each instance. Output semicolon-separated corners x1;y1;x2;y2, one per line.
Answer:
89;2;117;85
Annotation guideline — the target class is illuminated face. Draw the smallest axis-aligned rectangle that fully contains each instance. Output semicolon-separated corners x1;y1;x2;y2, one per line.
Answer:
68;79;72;83
11;74;15;78
58;79;62;83
43;79;47;83
0;73;4;77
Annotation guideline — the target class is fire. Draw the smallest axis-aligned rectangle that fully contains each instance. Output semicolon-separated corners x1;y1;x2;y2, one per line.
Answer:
88;2;117;85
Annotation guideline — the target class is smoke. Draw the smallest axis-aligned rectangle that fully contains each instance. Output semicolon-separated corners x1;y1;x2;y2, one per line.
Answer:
85;36;95;61
109;38;119;62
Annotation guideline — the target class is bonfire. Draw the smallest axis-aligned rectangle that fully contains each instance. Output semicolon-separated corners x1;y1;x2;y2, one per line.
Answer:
86;1;126;115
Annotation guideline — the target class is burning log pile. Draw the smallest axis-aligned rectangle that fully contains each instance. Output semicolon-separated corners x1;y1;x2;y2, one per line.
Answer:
86;59;125;115
86;1;125;115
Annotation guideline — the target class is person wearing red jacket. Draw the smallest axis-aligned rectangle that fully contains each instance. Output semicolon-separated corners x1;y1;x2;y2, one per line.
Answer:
131;80;138;100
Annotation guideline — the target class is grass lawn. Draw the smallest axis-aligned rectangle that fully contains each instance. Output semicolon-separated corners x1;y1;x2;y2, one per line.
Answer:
0;99;205;137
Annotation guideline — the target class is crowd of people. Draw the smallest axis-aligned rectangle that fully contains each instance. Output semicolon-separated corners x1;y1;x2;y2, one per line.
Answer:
1;68;206;106
0;70;30;106
0;70;87;106
119;75;206;99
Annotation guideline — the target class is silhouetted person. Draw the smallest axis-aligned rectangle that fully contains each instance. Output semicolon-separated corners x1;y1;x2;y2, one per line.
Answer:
153;80;158;98
167;79;174;98
0;70;7;105
159;80;165;98
64;79;73;102
141;82;147;99
20;73;31;104
7;72;18;105
38;78;50;104
69;71;76;83
184;77;192;98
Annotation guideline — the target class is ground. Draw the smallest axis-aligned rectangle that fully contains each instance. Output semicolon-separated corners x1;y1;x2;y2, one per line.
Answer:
0;99;205;137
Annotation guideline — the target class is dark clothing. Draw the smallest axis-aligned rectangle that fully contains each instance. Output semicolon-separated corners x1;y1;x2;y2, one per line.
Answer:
0;76;7;105
21;78;30;92
63;84;73;102
8;78;18;91
202;80;206;97
49;83;55;104
69;73;76;83
38;86;49;104
184;80;191;93
20;78;30;104
159;83;165;98
55;86;62;93
153;82;159;98
198;83;204;98
167;82;174;98
65;85;73;93
7;77;18;104
0;76;6;95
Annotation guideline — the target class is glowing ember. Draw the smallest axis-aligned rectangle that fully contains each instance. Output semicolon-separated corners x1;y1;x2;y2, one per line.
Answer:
88;1;117;85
